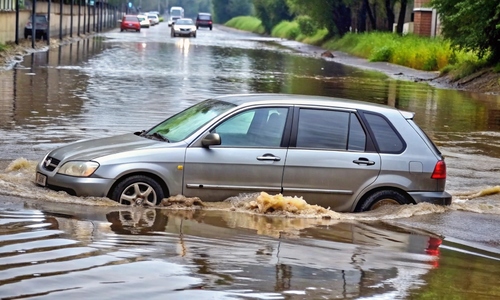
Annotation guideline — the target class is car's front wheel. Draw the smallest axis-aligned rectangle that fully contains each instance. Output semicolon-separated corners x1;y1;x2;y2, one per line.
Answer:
358;190;411;212
111;175;165;206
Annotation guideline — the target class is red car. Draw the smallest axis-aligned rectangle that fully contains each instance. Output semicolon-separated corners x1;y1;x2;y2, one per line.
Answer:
120;15;141;32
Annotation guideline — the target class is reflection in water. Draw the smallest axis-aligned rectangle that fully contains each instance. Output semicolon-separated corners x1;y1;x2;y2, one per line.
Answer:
0;203;499;299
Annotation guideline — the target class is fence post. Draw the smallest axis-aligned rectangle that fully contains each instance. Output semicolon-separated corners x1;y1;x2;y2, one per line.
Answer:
31;0;36;48
59;0;63;40
15;0;20;45
46;0;51;45
78;0;81;36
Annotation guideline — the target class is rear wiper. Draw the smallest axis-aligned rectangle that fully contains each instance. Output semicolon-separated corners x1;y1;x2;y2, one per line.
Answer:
146;132;170;142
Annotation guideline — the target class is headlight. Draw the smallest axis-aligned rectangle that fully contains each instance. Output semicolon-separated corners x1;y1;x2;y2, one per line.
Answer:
57;161;99;177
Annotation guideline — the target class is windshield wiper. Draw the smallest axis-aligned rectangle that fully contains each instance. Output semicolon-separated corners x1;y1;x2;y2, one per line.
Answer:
145;132;170;142
134;130;146;136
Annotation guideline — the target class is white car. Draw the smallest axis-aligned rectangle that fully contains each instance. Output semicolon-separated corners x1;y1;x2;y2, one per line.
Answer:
137;14;150;28
170;18;197;37
147;13;160;26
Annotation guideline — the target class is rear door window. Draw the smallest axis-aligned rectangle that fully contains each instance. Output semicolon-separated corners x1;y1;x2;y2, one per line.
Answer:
295;109;366;151
363;112;405;153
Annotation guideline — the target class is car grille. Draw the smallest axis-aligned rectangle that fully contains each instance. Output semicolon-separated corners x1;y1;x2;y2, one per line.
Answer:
42;156;61;172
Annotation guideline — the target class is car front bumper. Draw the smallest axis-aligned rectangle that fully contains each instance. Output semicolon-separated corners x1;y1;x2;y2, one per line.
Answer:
36;163;114;197
408;191;453;206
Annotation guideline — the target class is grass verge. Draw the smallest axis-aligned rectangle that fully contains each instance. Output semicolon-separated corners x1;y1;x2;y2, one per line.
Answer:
224;16;265;35
223;16;491;80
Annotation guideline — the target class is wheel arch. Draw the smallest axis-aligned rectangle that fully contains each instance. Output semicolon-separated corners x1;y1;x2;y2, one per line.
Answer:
353;186;415;212
107;171;170;199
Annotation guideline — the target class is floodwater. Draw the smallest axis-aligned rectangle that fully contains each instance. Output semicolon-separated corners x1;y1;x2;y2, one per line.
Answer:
1;24;500;299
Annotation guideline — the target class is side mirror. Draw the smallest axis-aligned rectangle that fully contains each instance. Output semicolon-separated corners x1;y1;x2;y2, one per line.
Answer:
202;133;221;147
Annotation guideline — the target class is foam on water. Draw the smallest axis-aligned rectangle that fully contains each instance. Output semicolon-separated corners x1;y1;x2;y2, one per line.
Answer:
1;158;499;217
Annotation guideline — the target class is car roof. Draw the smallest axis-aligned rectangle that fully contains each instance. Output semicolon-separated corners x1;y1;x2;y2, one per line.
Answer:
211;93;413;117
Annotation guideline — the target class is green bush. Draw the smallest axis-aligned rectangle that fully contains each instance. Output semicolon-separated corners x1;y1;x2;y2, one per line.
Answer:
322;31;485;72
225;16;265;34
0;43;6;52
369;46;393;62
295;15;316;36
271;21;300;40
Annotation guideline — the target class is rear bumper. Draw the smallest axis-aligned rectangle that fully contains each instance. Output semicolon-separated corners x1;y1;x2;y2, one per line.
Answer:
409;191;452;206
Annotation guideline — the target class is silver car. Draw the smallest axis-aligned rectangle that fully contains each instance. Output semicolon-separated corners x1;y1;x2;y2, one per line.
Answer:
35;94;452;211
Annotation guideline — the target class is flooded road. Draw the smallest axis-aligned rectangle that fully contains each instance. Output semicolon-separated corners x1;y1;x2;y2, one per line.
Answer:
1;23;500;298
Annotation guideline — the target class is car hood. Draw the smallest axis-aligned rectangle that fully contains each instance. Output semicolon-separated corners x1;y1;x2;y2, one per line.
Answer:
49;133;176;162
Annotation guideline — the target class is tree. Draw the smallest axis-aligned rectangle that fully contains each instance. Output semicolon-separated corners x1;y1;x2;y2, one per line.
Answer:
212;0;252;24
253;0;294;33
286;0;351;37
431;0;500;62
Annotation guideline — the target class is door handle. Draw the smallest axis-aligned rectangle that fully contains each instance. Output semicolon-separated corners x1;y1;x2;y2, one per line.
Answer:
257;154;281;161
353;157;375;165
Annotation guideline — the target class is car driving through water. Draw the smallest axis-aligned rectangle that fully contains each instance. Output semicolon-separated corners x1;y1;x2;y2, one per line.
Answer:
35;94;452;211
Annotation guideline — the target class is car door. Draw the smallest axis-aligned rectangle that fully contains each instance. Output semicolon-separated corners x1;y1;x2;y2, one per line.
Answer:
282;107;381;212
183;106;291;201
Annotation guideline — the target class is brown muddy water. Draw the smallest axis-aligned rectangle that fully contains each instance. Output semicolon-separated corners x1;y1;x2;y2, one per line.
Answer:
1;24;500;299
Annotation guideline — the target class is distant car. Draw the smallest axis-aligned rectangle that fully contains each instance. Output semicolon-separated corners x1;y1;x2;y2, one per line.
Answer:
120;15;141;32
35;93;452;211
196;12;213;30
24;14;49;39
137;14;150;28
147;13;160;26
168;16;181;27
171;18;197;37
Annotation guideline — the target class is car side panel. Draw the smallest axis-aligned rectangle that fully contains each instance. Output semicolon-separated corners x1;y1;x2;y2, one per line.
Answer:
282;150;381;211
183;147;287;202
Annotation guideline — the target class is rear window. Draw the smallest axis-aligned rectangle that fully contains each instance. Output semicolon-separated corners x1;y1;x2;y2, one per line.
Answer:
363;112;405;153
125;16;138;21
198;15;211;20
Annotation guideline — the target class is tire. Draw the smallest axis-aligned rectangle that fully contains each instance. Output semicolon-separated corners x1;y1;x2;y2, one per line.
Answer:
209;26;212;31
24;33;28;39
111;175;165;206
106;209;168;234
358;190;410;212
120;28;124;32
193;33;196;38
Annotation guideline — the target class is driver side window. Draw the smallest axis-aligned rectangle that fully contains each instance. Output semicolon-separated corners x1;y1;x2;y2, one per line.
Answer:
213;107;288;147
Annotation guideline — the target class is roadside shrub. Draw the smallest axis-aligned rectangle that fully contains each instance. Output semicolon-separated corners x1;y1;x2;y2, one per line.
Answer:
295;15;317;36
272;21;300;40
0;43;6;52
299;28;328;46
322;31;487;72
370;45;393;62
225;16;265;34
494;63;500;73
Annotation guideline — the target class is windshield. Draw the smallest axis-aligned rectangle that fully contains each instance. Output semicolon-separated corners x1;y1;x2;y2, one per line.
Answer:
171;9;182;17
175;19;193;25
146;99;236;142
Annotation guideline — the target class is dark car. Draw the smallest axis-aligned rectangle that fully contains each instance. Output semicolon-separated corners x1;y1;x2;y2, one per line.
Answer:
196;12;212;30
24;14;49;39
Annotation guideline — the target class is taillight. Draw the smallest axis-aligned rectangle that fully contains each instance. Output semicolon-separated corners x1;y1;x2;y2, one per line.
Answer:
425;237;442;256
431;160;446;179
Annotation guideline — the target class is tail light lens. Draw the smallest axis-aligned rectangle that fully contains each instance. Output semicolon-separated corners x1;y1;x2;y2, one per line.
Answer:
431;160;446;179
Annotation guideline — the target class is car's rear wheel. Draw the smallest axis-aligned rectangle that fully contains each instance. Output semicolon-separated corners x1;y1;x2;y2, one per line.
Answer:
111;175;164;206
359;190;410;211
